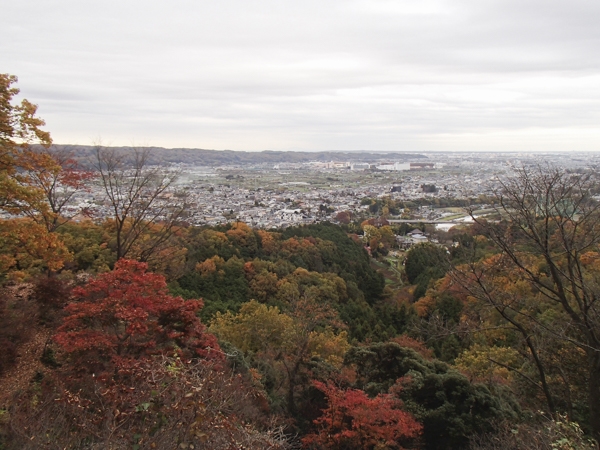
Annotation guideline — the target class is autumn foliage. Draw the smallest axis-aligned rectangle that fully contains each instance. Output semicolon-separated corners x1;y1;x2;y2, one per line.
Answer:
4;354;290;449
6;80;599;450
0;74;73;278
1;74;545;449
302;381;422;449
54;259;222;370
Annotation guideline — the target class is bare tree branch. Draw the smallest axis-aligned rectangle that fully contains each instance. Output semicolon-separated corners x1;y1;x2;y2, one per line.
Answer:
93;146;189;262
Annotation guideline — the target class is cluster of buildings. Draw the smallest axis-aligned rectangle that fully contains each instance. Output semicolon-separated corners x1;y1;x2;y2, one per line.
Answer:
179;170;497;228
53;151;600;232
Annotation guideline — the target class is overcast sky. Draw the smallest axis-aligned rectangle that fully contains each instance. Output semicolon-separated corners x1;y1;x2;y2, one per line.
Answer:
3;0;600;152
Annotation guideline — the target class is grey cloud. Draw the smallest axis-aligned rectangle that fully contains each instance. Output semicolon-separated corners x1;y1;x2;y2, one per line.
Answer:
2;0;600;151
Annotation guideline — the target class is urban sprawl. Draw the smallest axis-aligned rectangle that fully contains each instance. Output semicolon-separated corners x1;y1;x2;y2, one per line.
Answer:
59;151;600;231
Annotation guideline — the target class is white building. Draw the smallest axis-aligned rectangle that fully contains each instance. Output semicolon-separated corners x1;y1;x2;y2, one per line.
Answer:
376;162;411;171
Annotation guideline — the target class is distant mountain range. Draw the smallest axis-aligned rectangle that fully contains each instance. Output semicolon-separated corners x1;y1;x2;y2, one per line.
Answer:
46;145;428;167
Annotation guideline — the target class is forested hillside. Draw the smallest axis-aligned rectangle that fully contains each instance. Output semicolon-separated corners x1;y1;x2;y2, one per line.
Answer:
1;74;599;449
41;144;427;167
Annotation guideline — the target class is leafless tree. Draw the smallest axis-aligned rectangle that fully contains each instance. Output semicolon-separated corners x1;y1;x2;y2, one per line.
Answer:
457;165;600;443
93;146;189;261
451;253;558;416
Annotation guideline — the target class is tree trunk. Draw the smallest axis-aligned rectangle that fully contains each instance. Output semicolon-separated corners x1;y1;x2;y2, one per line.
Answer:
287;374;297;417
588;351;600;447
524;335;556;416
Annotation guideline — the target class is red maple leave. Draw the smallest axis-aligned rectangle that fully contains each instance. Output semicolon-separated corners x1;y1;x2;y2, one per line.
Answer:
303;381;422;450
54;259;222;371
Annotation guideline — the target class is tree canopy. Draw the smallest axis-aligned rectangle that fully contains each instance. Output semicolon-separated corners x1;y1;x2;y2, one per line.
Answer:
0;74;71;279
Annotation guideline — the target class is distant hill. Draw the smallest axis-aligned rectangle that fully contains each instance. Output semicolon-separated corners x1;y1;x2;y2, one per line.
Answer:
44;145;427;167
